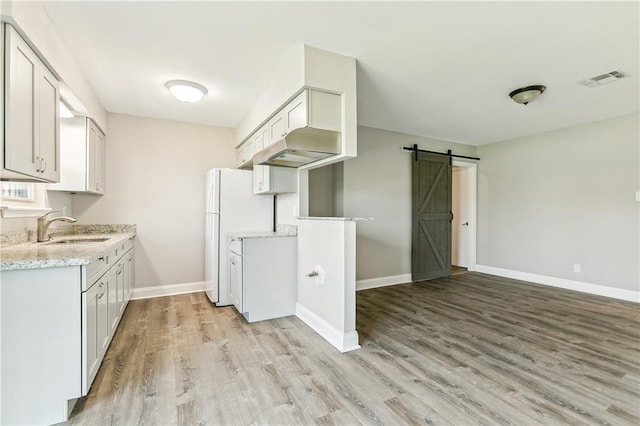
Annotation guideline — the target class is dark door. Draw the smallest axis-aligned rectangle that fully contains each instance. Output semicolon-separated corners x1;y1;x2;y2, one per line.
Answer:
412;152;452;281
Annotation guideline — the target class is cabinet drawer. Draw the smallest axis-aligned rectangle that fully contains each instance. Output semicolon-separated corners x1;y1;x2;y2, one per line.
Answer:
113;237;134;260
86;250;111;284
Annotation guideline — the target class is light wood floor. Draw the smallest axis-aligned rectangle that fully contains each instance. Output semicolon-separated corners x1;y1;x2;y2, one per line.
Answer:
64;272;640;425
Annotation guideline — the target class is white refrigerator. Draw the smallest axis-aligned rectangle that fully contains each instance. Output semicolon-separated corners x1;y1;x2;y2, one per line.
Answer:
205;168;273;305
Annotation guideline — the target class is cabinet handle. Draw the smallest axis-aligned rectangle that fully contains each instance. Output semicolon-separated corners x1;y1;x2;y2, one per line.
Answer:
35;156;41;172
97;256;105;261
40;158;47;173
230;258;235;265
98;283;106;299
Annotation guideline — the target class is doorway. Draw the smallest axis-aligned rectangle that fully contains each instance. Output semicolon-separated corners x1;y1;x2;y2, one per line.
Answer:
411;156;477;282
451;160;477;271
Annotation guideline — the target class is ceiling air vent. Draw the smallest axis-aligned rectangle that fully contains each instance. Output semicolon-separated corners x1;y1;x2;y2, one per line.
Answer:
578;70;628;87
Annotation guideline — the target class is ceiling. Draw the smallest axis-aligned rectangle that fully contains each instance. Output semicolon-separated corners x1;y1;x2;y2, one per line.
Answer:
43;1;639;145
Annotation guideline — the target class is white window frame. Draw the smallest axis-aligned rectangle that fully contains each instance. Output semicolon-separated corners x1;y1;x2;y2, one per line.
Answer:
0;183;51;218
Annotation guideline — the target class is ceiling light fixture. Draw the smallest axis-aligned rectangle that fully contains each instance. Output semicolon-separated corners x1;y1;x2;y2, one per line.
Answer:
165;80;208;103
509;85;546;105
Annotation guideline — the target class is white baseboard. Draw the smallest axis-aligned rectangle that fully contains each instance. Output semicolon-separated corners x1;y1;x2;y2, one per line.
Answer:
356;273;412;291
476;265;639;303
131;281;205;300
295;303;361;353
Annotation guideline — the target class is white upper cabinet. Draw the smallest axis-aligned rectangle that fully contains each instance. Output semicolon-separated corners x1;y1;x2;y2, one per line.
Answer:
3;25;60;182
238;88;341;159
235;138;254;168
253;164;297;194
48;117;105;194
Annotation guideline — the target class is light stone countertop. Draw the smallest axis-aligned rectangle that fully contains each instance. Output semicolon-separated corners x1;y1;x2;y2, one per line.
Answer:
227;231;296;239
1;230;136;271
296;216;373;221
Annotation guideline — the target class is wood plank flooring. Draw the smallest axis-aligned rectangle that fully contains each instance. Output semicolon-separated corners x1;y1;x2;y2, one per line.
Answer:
63;272;640;425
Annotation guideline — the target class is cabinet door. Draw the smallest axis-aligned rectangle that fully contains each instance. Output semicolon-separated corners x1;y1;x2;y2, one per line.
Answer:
117;259;126;315
268;111;285;142
95;130;105;193
97;276;110;357
260;125;270;149
252;130;263;154
229;251;243;312
36;66;60;182
236;139;254;167
82;279;107;394
107;268;118;335
4;26;38;177
253;164;267;194
125;251;134;301
87;122;97;193
284;90;308;134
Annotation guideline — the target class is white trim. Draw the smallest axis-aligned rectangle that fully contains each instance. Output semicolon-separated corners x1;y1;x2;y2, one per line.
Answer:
476;265;639;303
131;281;205;300
356;273;412;291
295;302;361;353
0;206;51;218
452;160;477;271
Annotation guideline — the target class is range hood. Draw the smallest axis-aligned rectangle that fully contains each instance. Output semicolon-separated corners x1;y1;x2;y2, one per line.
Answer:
253;127;341;168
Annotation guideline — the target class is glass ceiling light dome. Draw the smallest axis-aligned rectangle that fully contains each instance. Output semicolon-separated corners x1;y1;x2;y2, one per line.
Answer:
165;80;208;103
509;85;546;105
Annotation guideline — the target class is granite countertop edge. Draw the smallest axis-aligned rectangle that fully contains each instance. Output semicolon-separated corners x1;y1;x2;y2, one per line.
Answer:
227;231;297;239
296;216;373;222
1;226;136;271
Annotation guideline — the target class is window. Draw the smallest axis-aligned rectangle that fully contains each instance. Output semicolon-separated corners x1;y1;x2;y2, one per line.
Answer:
1;182;35;202
0;183;51;218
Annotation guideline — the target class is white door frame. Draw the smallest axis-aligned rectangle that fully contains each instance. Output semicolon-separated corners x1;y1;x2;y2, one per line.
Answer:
452;160;477;271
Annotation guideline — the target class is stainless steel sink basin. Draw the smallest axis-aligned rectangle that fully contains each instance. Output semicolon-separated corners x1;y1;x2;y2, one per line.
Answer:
45;237;110;245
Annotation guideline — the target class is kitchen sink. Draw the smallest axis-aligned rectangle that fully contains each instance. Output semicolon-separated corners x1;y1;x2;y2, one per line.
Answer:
45;237;110;245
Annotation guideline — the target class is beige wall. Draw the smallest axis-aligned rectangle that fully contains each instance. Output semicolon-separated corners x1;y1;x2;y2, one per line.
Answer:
343;126;478;281
477;113;639;292
72;113;235;288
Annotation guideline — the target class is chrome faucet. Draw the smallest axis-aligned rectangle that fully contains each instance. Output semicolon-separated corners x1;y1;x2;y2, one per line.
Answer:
37;210;77;242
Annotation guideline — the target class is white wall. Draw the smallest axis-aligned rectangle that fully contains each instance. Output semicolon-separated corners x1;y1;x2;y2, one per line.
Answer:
477;113;639;293
72;113;235;289
296;218;359;352
343;126;478;281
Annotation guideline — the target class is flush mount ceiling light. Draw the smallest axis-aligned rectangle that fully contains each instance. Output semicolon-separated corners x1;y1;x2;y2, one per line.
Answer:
509;85;547;105
165;80;208;103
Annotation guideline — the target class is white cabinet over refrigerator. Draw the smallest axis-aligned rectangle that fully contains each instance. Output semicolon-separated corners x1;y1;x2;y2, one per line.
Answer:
204;168;273;306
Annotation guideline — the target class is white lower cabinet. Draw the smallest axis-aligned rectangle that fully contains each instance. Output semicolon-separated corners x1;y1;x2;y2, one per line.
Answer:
107;266;119;336
228;249;243;312
83;273;109;393
227;235;296;322
0;237;135;425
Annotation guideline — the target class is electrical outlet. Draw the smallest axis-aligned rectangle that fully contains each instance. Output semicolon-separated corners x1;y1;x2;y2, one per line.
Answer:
573;264;581;273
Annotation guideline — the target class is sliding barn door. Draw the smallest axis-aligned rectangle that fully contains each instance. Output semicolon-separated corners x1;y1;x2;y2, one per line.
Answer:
412;152;452;281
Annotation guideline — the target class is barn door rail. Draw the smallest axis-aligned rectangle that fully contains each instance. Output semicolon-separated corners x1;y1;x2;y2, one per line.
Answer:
403;144;480;162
